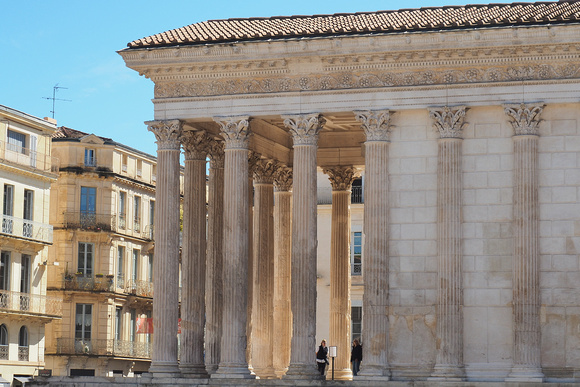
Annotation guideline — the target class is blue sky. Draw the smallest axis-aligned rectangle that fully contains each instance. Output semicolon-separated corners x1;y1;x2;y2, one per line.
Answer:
1;0;476;157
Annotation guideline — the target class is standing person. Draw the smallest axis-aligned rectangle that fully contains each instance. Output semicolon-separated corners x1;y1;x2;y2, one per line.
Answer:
316;339;329;375
351;338;362;376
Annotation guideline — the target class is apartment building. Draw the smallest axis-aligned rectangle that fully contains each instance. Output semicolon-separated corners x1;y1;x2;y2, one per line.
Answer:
45;127;159;377
0;105;62;385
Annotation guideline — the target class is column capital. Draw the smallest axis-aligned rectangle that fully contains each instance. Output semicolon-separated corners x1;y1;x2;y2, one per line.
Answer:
214;116;251;149
504;103;544;136
429;106;468;139
147;120;183;150
253;158;278;184
248;151;262;174
180;130;212;160
354;110;392;142
322;166;358;191
273;166;293;192
282;113;325;146
208;139;225;168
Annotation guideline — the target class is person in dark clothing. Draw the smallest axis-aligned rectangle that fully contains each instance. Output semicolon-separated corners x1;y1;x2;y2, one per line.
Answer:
351;339;362;376
316;339;329;375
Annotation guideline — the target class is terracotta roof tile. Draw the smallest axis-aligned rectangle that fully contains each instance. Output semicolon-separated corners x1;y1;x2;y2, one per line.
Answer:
127;1;580;48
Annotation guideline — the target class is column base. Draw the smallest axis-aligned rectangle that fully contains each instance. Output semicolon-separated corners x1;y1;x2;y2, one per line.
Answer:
252;366;277;379
148;361;181;378
506;366;544;382
283;363;324;380
179;364;209;378
356;364;390;380
429;363;465;380
205;364;219;375
212;364;256;379
327;367;353;380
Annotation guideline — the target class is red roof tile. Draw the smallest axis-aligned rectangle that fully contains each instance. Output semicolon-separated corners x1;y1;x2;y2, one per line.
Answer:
127;1;580;48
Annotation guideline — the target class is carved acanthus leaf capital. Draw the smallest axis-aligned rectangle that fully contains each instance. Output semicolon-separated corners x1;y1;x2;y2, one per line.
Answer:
180;130;212;160
208;139;225;168
253;158;278;184
214;116;251;149
273;166;293;192
282;113;325;146
146;120;183;150
503;103;544;136
354;110;392;142
323;166;358;191
429;106;468;139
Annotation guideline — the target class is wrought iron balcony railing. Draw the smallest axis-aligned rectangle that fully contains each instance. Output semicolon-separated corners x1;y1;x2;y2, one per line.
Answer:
63;275;114;292
0;345;7;360
55;338;151;359
18;346;29;361
1;214;53;244
317;186;364;205
0;289;62;317
124;279;154;298
352;263;362;276
143;224;154;240
0;139;59;173
62;211;115;231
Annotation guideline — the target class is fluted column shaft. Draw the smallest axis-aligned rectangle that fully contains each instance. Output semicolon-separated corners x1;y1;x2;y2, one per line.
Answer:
273;169;293;377
429;106;466;380
355;110;391;379
324;167;357;380
505;104;544;382
214;117;254;378
283;114;324;379
205;141;225;374
146;120;182;376
180;131;210;376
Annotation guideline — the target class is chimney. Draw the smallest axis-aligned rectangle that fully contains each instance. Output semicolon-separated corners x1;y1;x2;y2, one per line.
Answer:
43;117;57;125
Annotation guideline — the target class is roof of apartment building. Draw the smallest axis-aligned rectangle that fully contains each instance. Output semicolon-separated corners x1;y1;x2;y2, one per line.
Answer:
126;1;580;48
53;126;156;161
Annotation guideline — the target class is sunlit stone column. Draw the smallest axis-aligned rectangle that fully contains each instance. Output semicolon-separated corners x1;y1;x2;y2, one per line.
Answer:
283;114;324;379
179;130;211;377
354;110;391;379
247;151;260;369
205;139;225;374
273;166;293;378
323;166;357;380
505;103;544;382
146;120;182;376
213;116;255;379
428;106;467;380
250;158;278;378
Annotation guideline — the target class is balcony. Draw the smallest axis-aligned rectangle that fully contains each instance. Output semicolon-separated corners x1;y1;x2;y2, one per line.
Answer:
0;139;59;174
18;346;29;361
0;290;62;317
1;214;53;244
124;279;153;298
63;274;114;292
0;345;7;360
317;185;364;205
55;338;151;359
62;211;115;232
143;224;154;240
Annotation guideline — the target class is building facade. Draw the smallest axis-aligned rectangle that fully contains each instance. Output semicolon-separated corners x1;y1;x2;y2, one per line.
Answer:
0;106;62;385
119;2;580;383
44;127;159;377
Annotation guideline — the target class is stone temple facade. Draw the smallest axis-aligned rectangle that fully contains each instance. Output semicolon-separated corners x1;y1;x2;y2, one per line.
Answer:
118;2;580;383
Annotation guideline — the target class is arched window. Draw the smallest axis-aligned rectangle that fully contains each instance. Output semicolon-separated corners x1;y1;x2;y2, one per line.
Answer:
18;326;28;361
0;324;8;360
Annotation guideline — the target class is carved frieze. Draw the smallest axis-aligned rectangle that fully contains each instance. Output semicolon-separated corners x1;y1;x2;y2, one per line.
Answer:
282;114;325;146
214;116;251;149
354;110;392;142
323;166;358;191
146;120;182;150
429;106;468;139
504;103;544;136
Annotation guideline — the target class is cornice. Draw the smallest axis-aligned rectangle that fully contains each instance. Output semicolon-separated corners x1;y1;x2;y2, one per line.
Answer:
0;162;58;183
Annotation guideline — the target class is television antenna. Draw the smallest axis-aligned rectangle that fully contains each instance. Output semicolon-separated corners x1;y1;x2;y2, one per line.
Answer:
42;84;71;119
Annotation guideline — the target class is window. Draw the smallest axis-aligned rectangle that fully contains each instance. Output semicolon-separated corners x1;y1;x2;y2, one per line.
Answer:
133;196;141;232
7;129;26;154
0;324;7;360
78;243;93;277
119;191;126;229
130;309;136;342
148;200;155;239
121;154;128;173
351;177;363;203
117;246;124;288
0;251;9;291
2;184;14;234
115;307;122;341
146;310;152;344
23;189;33;238
18;326;28;361
351;306;362;343
132;249;139;282
75;304;92;341
152;165;157;182
20;255;31;311
147;253;153;282
136;159;142;177
80;187;96;228
84;148;96;167
351;231;362;276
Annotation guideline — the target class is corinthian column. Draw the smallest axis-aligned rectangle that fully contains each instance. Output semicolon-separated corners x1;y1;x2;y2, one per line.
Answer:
213;116;255;379
354;110;391;379
428;106;467;380
282;113;324;379
206;139;225;374
146;120;182;376
250;158;278;378
273;166;293;377
179;130;211;377
504;103;544;382
323;166;357;380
